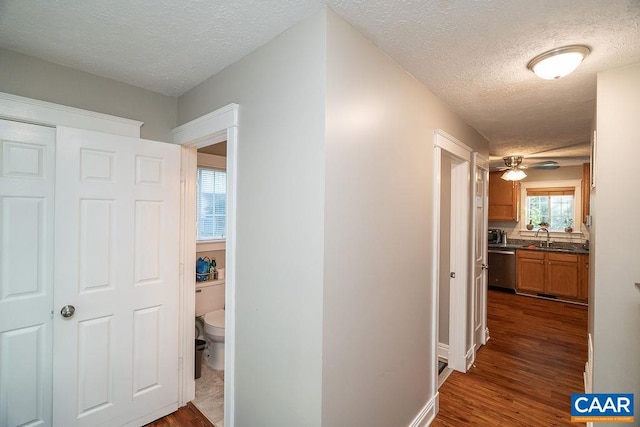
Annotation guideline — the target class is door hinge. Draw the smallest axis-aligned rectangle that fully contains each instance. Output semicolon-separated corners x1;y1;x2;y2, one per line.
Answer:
450;272;456;278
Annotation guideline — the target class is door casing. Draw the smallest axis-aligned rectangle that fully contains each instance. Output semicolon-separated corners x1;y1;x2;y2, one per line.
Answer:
172;105;238;427
433;130;473;376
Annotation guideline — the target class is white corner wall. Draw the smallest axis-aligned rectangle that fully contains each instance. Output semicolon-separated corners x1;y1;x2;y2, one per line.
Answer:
592;63;640;404
178;11;327;427
322;10;488;427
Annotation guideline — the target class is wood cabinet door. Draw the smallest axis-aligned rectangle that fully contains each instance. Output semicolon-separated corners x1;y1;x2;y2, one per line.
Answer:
546;253;579;298
517;252;545;293
488;171;519;221
578;254;589;301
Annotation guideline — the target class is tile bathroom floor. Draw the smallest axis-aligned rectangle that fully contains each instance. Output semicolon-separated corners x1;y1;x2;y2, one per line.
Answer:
193;364;224;426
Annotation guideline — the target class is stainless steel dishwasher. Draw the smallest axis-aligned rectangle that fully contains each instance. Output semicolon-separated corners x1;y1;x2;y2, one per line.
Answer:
488;249;516;291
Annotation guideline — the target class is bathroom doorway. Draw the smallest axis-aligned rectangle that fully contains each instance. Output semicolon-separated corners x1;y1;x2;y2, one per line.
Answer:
174;104;238;427
192;141;227;425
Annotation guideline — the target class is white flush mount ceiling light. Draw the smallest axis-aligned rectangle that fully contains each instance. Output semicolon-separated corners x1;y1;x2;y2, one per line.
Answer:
527;45;591;80
501;156;527;181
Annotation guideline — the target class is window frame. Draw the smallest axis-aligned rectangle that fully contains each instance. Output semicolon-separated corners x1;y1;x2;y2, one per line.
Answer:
519;179;582;236
196;153;226;251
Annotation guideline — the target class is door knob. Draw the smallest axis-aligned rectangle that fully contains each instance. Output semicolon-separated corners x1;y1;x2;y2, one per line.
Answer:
60;305;75;318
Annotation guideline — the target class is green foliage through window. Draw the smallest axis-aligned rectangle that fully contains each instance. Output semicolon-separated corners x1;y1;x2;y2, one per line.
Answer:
526;188;574;231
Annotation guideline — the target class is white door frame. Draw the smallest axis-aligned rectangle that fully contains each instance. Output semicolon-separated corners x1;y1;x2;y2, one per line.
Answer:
172;104;238;427
432;130;472;374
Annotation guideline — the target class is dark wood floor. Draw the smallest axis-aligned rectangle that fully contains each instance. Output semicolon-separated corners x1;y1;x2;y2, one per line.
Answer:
144;402;214;427
148;290;587;427
433;290;588;426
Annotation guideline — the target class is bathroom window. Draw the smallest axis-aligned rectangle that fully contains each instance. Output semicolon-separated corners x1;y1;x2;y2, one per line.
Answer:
197;167;226;240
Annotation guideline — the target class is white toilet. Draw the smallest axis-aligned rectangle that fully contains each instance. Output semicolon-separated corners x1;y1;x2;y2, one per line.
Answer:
195;280;225;370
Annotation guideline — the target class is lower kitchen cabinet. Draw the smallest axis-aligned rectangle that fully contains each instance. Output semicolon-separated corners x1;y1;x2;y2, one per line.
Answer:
516;250;589;303
578;254;589;301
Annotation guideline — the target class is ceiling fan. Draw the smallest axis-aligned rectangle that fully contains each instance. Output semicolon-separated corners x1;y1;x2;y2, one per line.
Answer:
494;156;561;171
496;156;528;181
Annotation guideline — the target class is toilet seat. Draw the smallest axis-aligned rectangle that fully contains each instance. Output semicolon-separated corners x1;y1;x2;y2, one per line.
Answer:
203;309;225;338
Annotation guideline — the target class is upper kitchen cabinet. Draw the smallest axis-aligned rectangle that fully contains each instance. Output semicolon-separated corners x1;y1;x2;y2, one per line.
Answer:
582;162;590;224
488;171;520;221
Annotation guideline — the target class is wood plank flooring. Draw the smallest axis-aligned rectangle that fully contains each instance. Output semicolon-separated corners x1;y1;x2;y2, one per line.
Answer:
432;290;588;426
144;402;215;427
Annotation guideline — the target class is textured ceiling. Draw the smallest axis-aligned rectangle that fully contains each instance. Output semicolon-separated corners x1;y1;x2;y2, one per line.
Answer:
1;0;640;166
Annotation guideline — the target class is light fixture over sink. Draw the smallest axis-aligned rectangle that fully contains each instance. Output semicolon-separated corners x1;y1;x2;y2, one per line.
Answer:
500;156;527;181
527;45;591;80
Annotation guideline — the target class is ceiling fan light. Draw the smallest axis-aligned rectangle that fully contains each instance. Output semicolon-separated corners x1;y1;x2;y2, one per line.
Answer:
527;45;590;80
501;169;527;181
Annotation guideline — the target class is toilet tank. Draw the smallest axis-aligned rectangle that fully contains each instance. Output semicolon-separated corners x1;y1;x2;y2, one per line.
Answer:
195;281;225;317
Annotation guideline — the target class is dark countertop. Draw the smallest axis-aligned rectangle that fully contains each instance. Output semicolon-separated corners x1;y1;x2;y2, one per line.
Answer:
489;241;589;255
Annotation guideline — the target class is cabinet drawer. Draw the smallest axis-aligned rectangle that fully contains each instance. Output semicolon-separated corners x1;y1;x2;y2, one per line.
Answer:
547;252;578;263
517;249;544;260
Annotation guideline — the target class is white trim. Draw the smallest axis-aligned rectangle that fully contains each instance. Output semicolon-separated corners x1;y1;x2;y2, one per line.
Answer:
409;394;438;427
465;347;475;371
434;129;472;162
437;343;449;360
438;367;454;389
433;130;472;377
0;91;142;137
174;103;239;427
172;104;238;145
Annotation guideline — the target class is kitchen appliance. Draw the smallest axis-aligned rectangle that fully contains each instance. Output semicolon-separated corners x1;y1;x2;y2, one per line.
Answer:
488;249;516;291
488;229;502;244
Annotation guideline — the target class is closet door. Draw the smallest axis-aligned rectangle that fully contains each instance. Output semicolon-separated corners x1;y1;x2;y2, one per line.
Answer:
0;120;55;427
53;127;180;426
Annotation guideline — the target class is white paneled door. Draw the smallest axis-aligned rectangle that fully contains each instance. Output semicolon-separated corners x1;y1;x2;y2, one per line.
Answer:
0;120;56;427
0;120;181;427
473;162;488;349
53;127;180;426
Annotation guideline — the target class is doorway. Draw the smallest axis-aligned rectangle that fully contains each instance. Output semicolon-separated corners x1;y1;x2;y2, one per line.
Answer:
192;141;227;425
433;130;472;378
173;104;238;427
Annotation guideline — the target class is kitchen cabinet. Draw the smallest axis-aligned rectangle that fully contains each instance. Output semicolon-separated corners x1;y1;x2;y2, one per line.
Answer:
516;250;545;293
516;250;587;302
578;254;589;301
582;162;591;224
488;171;519;221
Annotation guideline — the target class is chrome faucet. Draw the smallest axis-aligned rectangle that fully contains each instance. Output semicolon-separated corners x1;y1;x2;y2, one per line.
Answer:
535;228;550;248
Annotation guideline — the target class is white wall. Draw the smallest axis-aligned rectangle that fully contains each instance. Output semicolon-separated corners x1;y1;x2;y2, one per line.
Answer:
0;47;177;142
178;11;327;427
592;63;640;411
322;10;488;426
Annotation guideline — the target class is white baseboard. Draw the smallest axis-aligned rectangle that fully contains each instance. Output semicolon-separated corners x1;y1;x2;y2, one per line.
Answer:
437;343;449;360
438;367;453;389
465;347;475;370
410;393;438;427
584;333;593;393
